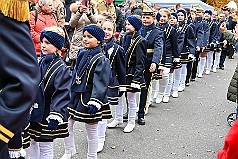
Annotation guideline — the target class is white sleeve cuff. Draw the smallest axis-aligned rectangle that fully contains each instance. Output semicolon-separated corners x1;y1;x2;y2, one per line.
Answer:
9;149;26;158
46;114;63;124
88;101;101;110
119;87;126;91
131;83;140;89
158;66;165;70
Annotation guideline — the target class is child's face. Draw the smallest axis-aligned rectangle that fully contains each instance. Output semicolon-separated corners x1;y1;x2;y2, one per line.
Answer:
102;21;114;41
97;15;107;25
169;15;177;26
191;12;196;21
196;11;203;18
159;11;169;24
125;21;136;33
83;31;100;49
41;38;57;55
204;13;211;20
142;15;155;26
177;12;185;22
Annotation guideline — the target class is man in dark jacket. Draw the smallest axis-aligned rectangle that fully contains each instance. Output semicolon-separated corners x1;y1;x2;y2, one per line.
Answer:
115;6;124;32
64;0;76;22
0;0;40;158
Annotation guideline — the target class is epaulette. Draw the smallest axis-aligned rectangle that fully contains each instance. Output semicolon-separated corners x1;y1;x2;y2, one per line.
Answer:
0;0;30;22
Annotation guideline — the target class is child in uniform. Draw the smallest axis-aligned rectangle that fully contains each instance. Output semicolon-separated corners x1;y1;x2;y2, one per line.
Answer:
107;15;147;133
97;19;126;152
25;26;72;159
61;25;112;159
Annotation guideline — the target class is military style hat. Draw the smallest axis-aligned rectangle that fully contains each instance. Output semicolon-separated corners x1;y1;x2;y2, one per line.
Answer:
190;5;196;13
196;4;204;12
142;3;156;17
222;5;230;11
0;0;30;22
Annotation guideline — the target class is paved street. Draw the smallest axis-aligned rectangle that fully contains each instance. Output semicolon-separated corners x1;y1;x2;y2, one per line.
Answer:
53;54;238;159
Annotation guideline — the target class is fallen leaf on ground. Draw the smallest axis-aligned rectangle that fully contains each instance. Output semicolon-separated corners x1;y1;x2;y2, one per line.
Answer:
111;146;117;149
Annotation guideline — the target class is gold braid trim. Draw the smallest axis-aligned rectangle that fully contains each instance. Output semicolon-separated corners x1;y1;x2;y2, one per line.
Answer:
0;0;30;22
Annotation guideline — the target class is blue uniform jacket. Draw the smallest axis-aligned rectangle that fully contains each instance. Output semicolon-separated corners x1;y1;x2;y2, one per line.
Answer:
206;19;218;44
192;17;204;48
173;24;185;55
71;46;111;106
140;23;164;72
121;31;147;90
157;23;179;68
202;20;210;47
30;55;71;123
0;13;40;153
179;21;196;56
105;39;126;103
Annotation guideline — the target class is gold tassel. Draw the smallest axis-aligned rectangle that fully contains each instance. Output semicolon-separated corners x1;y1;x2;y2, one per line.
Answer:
0;0;30;22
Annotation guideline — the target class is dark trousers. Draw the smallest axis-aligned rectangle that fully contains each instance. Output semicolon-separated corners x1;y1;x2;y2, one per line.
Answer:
227;44;234;58
219;50;227;68
138;72;152;119
191;52;200;79
186;61;193;84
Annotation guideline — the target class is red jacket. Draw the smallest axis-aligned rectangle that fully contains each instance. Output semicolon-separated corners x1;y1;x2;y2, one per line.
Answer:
218;120;238;159
29;8;59;56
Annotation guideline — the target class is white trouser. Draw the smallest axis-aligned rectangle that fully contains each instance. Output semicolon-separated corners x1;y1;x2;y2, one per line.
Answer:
164;72;173;96
173;68;181;91
85;123;98;159
214;51;221;68
198;57;206;75
158;67;170;97
62;119;76;155
115;92;137;124
179;64;187;88
151;79;159;101
97;119;107;143
25;140;54;159
206;51;214;71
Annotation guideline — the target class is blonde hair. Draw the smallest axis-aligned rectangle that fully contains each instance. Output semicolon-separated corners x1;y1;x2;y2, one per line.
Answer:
44;26;65;38
159;8;171;18
101;19;116;32
99;12;115;21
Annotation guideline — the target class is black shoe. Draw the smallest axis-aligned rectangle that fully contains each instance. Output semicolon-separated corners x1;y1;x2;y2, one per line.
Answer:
191;78;196;81
185;83;190;86
138;118;145;125
219;67;224;70
123;112;128;120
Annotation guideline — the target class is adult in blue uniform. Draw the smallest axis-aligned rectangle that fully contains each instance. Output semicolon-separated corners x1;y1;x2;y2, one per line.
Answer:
0;0;40;158
222;4;237;59
139;3;164;123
